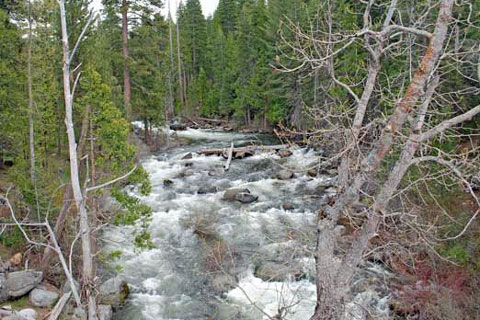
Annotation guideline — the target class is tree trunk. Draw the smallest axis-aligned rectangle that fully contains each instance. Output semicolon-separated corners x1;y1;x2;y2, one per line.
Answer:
122;0;131;122
176;2;186;111
27;0;35;184
58;1;97;319
311;1;454;319
167;3;176;121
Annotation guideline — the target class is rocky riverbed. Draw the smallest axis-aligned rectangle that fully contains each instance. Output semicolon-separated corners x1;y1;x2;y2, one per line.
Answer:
102;127;392;320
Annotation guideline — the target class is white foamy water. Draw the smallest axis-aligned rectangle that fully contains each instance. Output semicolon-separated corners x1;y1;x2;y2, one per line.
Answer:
102;128;388;320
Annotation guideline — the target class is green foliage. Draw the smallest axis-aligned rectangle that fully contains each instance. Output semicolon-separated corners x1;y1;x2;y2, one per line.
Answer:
112;189;152;227
0;226;24;248
127;166;151;196
134;230;155;250
80;68;136;172
440;243;472;267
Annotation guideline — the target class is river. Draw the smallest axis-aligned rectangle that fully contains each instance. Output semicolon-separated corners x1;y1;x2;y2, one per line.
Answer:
102;128;389;320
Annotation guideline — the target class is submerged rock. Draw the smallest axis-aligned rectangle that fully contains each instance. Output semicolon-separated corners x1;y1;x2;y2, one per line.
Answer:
275;170;294;180
29;287;59;307
182;152;193;160
198;184;218;194
163;179;174;187
0;271;43;302
98;276;129;307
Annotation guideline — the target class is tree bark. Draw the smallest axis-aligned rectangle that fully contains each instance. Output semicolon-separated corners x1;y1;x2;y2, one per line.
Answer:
311;1;455;319
27;0;35;184
122;0;131;122
176;1;186;111
167;2;176;120
58;1;97;319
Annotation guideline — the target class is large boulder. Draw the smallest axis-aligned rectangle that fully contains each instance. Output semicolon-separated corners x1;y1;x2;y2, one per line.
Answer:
29;287;59;307
98;305;113;320
98;276;129;307
0;271;43;301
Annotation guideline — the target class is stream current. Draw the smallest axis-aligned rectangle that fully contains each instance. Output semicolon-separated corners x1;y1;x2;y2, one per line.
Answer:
102;128;380;320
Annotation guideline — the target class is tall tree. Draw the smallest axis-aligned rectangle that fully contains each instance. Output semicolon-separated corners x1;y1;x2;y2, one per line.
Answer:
122;0;131;121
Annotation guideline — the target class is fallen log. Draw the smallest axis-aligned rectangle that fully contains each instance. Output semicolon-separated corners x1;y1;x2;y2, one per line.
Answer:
48;291;72;320
198;144;288;158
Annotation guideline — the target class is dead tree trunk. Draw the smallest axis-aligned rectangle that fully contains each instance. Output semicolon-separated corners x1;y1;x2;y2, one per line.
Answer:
310;1;455;319
57;1;97;319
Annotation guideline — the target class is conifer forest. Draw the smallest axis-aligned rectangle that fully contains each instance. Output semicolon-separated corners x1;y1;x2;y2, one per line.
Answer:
0;0;480;319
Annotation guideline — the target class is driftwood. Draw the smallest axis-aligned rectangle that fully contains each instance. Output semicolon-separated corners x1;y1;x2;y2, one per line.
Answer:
199;144;288;159
224;142;234;171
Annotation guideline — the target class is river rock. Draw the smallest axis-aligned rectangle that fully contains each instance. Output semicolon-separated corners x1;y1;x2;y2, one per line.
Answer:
282;203;294;211
4;309;37;320
182;152;193;160
223;188;258;203
235;193;258;204
278;149;293;158
223;188;250;201
0;271;43;301
208;168;223;176
181;169;194;177
29;287;59;307
275;169;294;180
307;169;318;177
197;184;218;194
9;253;22;266
98;276;129;307
0;261;13;273
98;305;113;320
163;179;174;187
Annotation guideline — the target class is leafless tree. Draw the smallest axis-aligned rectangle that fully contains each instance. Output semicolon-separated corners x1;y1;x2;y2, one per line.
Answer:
57;0;97;318
277;0;480;318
